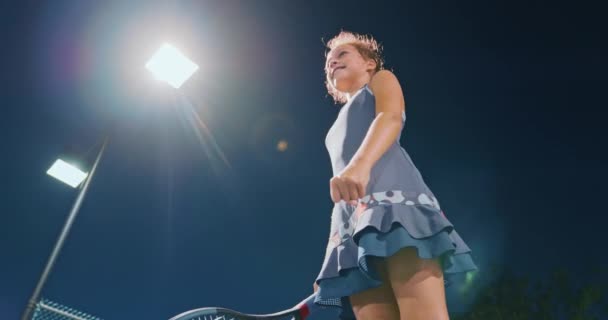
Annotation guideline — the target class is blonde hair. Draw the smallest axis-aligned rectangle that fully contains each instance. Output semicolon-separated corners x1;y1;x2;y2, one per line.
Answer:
324;31;385;104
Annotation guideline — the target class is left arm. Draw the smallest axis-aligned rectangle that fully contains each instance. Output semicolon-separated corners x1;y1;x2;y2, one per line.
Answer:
330;70;406;204
350;70;405;170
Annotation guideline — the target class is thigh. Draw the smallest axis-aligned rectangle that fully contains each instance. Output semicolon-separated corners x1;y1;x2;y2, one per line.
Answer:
349;257;400;320
386;247;449;320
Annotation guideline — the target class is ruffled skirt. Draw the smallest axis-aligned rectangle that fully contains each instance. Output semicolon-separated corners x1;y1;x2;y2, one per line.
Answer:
314;190;477;317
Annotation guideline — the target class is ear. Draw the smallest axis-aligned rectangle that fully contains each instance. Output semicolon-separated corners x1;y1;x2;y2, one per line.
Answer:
365;59;377;72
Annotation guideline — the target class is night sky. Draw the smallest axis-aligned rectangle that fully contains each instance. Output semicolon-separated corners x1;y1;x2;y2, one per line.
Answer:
1;0;606;319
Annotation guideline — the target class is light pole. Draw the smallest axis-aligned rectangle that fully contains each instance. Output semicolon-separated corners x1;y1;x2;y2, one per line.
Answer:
21;42;198;320
21;136;109;320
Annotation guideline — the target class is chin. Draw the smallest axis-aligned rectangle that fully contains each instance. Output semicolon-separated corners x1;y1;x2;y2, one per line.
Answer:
332;77;353;93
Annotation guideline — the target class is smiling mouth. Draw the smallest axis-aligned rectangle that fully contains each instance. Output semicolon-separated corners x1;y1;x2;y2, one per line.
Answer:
332;66;346;77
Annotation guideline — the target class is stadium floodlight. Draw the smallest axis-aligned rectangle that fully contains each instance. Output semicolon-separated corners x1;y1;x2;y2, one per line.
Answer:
22;138;108;320
25;42;197;320
145;43;199;89
46;159;88;188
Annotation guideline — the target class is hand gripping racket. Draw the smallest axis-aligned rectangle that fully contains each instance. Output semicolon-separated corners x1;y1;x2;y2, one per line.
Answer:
169;293;321;320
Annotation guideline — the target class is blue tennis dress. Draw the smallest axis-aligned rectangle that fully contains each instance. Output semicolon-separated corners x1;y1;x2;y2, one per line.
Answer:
314;84;477;316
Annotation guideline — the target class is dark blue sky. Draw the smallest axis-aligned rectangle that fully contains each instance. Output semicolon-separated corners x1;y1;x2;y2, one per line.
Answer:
2;0;606;319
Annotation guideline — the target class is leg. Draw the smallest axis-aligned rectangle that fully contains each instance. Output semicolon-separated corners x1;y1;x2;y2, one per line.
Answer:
349;257;400;320
386;247;449;320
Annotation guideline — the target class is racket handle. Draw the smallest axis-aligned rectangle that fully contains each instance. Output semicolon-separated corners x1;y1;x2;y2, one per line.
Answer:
295;293;318;319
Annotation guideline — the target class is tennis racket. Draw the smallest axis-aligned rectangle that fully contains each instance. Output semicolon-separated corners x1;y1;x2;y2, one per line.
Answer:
169;292;321;320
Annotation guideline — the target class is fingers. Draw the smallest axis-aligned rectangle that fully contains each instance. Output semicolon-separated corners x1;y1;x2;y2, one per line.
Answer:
343;176;365;203
356;180;365;200
329;178;340;203
331;176;365;203
332;177;350;203
347;179;361;203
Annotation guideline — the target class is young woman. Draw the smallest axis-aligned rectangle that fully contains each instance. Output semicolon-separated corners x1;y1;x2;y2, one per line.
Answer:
313;31;477;320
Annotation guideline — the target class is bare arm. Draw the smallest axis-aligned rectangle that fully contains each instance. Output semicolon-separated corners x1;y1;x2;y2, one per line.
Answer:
330;70;406;203
350;70;406;171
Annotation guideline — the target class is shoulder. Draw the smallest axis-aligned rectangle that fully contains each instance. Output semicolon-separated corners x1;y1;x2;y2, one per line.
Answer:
370;69;399;85
367;70;405;113
368;70;401;94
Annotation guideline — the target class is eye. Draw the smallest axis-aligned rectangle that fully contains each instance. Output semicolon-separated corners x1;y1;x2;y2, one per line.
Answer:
325;50;348;70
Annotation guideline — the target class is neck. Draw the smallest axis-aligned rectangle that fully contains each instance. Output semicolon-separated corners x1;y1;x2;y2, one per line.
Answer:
344;72;373;100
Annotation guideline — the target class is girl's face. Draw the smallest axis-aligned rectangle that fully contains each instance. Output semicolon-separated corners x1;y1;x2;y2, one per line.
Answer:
326;44;376;94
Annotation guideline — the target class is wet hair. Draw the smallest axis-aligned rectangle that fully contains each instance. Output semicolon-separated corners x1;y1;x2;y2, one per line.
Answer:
324;31;385;104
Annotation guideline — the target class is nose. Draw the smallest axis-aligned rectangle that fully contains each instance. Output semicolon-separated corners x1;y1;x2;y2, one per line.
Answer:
326;59;338;73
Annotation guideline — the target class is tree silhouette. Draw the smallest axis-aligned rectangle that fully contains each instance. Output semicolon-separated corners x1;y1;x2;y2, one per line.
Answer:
451;265;607;320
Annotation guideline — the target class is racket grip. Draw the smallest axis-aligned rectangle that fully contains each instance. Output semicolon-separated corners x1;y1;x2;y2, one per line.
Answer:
295;293;318;319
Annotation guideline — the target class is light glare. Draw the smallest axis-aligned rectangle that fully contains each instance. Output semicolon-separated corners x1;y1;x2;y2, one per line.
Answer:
46;159;89;188
145;43;199;89
277;139;288;152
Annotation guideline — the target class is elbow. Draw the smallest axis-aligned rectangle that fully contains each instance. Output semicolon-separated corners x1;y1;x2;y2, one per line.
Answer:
376;112;403;129
376;111;403;123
